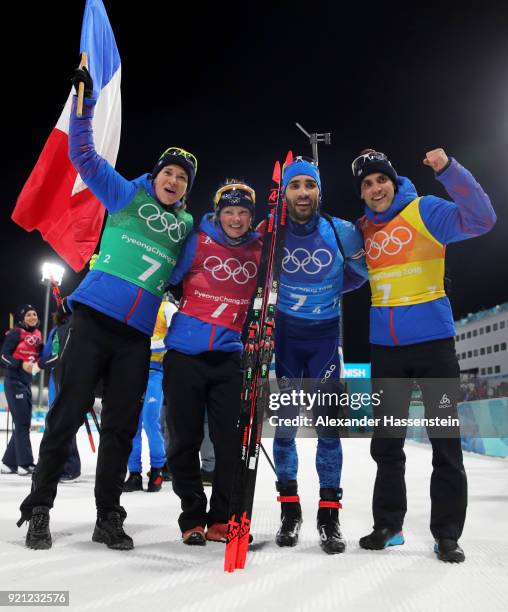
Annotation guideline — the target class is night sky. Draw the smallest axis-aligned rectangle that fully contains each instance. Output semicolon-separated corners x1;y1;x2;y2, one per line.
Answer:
3;2;507;362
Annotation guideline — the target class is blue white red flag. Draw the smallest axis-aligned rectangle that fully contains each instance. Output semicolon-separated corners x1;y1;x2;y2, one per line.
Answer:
12;0;121;272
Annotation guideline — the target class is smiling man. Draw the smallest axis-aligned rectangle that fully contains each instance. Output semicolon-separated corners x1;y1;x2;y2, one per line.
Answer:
272;157;367;554
353;148;496;563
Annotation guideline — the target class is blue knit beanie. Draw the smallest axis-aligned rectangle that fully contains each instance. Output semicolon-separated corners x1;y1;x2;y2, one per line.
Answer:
282;158;321;194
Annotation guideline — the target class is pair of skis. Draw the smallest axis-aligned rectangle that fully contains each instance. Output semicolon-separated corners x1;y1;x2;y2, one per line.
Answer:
224;151;293;572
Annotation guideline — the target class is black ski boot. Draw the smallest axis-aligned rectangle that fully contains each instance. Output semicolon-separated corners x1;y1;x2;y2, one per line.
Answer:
92;510;134;550
123;472;143;492
275;481;302;547
434;538;465;563
25;506;52;550
317;488;346;554
147;468;163;493
359;527;404;550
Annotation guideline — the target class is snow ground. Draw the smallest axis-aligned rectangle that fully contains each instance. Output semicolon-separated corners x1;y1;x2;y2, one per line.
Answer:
1;431;507;612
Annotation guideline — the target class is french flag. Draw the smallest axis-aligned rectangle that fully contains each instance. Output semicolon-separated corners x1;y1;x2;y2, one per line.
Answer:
12;0;121;272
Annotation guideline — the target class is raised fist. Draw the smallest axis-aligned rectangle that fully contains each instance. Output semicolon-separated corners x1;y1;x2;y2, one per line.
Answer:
423;148;449;172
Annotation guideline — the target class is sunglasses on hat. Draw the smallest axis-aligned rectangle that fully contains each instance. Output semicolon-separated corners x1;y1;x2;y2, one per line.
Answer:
159;147;198;172
351;151;392;176
213;183;256;208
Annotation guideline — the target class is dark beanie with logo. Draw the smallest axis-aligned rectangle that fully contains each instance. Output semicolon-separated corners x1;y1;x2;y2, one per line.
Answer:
353;149;398;195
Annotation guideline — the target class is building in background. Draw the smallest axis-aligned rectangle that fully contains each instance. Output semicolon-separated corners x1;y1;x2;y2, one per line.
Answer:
455;302;508;378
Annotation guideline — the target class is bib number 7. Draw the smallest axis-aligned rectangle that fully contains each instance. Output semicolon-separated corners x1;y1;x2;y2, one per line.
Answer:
376;283;392;304
138;255;162;281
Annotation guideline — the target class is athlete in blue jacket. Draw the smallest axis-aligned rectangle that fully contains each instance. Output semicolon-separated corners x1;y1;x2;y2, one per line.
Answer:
354;148;496;563
272;157;367;554
19;67;196;552
164;180;262;545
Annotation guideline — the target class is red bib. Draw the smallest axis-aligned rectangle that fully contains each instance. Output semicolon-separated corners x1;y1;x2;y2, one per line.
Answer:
180;232;262;331
12;328;43;362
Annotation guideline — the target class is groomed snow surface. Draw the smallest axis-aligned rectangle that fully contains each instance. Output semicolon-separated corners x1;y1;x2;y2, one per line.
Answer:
1;432;507;612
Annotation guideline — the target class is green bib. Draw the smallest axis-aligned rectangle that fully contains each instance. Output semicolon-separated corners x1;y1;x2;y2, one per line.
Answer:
93;188;193;297
51;330;60;356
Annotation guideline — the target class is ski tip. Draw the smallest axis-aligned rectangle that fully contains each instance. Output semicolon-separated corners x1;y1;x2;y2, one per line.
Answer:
272;160;281;183
281;150;294;175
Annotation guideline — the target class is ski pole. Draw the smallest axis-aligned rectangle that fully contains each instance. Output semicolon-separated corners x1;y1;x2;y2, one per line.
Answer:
6;313;13;446
84;413;96;453
89;407;101;434
260;442;276;475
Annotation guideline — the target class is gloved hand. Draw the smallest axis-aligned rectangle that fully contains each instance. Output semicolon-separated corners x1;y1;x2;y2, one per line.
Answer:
71;66;93;98
57;296;72;318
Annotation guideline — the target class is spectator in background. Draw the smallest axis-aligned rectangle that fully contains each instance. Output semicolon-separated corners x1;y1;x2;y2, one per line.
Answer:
1;305;42;476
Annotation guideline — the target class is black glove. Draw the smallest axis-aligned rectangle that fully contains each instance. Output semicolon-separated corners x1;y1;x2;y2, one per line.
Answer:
71;66;93;98
56;296;72;318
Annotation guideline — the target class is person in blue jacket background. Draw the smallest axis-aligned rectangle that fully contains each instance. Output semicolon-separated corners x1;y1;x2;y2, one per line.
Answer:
123;295;178;493
354;148;496;563
272;157;368;554
19;66;196;552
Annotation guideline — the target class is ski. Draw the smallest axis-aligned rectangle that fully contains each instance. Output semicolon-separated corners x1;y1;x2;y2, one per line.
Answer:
224;150;293;572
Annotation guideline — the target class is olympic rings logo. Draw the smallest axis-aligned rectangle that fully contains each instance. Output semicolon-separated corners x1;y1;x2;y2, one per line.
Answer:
138;203;187;243
282;247;333;275
25;335;39;346
204;256;258;284
365;226;413;260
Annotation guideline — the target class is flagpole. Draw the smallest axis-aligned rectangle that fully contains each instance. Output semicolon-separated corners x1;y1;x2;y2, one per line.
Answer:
76;51;88;118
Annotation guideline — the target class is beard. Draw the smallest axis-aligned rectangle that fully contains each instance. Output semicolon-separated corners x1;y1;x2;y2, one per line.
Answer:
286;194;319;223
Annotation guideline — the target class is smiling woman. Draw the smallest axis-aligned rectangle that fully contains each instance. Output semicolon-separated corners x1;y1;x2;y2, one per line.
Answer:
18;66;197;553
214;179;256;241
1;305;42;477
153;166;189;206
151;147;198;209
162;177;261;546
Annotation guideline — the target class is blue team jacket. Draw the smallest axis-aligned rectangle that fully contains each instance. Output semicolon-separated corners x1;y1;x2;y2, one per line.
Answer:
67;96;187;336
363;159;496;346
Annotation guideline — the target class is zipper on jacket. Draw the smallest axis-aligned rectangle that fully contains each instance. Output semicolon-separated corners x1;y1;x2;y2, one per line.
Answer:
389;307;399;346
125;288;143;322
